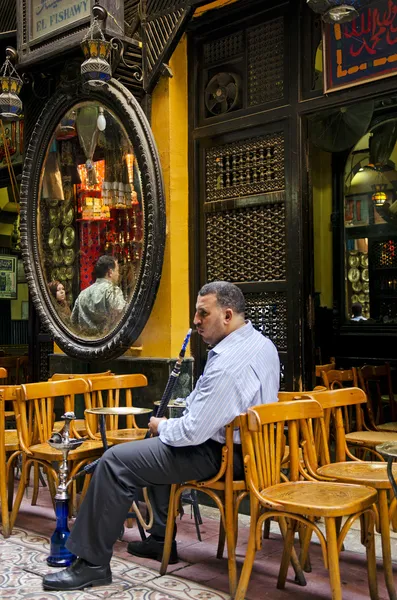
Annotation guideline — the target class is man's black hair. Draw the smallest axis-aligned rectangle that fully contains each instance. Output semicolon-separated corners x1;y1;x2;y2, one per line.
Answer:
94;255;117;279
198;281;245;314
351;302;363;317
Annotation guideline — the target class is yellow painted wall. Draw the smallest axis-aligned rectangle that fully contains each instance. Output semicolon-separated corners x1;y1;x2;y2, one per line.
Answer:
312;149;333;308
138;36;190;358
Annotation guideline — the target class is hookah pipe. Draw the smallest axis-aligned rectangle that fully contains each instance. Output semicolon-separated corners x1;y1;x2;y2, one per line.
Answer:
68;328;193;530
46;412;85;567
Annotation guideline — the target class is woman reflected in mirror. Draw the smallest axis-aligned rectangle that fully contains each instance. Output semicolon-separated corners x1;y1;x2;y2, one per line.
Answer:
48;280;72;322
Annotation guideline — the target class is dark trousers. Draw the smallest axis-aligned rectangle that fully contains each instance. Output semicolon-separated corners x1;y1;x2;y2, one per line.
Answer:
66;437;225;565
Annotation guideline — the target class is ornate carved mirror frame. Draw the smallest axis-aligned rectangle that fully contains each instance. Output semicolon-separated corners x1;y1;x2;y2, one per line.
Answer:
20;80;165;360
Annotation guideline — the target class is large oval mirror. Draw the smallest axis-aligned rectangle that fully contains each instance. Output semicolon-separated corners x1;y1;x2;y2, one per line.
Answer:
20;81;165;359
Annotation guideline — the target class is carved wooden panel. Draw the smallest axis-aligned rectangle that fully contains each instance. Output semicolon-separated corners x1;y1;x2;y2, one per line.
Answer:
247;18;284;106
244;291;287;351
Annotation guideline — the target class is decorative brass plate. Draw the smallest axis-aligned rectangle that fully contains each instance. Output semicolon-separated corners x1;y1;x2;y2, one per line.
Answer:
348;267;360;283
85;406;152;415
62;226;75;247
362;282;369;293
49;208;61;227
62;204;74;226
352;281;362;292
52;248;64;266
65;266;74;280
360;254;369;268
50;268;59;281
362;268;369;282
64;248;75;266
48;227;62;249
351;294;359;303
348;254;360;267
58;266;67;280
358;293;366;303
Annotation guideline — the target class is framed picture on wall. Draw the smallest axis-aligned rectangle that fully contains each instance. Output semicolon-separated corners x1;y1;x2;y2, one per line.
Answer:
0;255;17;299
323;0;397;93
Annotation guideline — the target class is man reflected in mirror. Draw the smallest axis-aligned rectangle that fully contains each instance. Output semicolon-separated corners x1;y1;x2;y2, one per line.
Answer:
71;255;126;336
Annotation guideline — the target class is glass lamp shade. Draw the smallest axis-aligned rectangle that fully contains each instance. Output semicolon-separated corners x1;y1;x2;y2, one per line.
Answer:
371;183;388;207
0;75;23;121
81;39;112;86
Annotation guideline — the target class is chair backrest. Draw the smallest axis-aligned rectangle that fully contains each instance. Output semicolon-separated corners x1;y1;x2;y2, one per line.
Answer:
321;368;358;390
0;367;7;382
0;357;24;385
308;387;367;462
358;363;395;424
49;370;113;382
243;399;324;491
14;379;90;448
315;361;336;379
85;374;148;434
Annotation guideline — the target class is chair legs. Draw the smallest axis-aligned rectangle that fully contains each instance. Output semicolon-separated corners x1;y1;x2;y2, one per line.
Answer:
160;484;178;576
378;489;397;600
325;518;342;600
0;444;10;538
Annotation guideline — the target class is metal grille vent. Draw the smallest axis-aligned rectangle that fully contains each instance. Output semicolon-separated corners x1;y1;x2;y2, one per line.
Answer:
205;203;286;282
245;291;287;351
203;32;244;65
247;17;284;106
0;0;16;33
205;131;285;202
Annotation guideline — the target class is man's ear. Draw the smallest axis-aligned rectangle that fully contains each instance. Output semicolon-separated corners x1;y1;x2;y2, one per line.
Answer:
224;308;233;322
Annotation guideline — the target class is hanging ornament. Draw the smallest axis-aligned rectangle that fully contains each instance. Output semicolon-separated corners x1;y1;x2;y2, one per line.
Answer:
371;183;388;207
80;17;112;87
0;54;23;122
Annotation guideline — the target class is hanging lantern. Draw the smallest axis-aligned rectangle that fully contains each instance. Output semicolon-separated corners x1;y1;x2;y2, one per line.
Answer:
307;0;375;24
0;54;23;122
80;17;112;87
371;183;388;207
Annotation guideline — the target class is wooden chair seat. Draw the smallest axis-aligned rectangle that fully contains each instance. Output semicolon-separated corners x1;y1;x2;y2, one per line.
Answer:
318;461;397;490
261;480;376;517
345;429;397;447
28;439;106;462
104;428;148;444
377;421;397;432
5;429;19;452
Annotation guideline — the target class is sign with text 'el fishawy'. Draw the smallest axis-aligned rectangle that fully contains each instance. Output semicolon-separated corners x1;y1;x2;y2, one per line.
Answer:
31;0;90;41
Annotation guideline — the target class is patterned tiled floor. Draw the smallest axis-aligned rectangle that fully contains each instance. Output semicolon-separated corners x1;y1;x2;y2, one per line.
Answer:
1;483;397;599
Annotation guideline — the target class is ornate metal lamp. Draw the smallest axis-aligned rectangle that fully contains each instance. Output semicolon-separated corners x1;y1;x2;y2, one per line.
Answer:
372;183;388;207
80;6;112;87
46;412;84;567
0;48;23;122
307;0;375;24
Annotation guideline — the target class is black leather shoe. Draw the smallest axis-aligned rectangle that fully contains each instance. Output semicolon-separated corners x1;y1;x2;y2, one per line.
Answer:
42;558;112;591
127;535;178;564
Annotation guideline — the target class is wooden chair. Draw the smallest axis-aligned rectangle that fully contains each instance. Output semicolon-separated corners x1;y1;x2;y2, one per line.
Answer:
0;357;20;385
49;371;114;436
0;367;7;383
84;374;148;444
0;385;20;537
358;364;397;429
10;379;106;528
234;399;378;600
305;387;397;600
160;418;249;596
315;360;336;380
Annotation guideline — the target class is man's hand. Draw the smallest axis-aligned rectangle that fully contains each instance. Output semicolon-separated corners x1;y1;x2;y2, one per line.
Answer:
148;416;167;436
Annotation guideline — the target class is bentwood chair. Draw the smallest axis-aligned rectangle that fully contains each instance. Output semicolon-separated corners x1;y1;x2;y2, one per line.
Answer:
0;367;6;383
358;364;397;430
10;379;106;528
0;385;20;537
315;359;336;380
84;374;148;444
234;399;378;600
305;387;397;600
50;371;114;436
160;417;306;597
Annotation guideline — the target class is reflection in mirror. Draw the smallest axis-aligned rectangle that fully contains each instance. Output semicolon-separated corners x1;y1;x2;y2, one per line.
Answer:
344;117;397;324
38;101;144;339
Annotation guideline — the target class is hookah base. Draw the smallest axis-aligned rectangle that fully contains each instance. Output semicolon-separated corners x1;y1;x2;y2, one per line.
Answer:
47;553;76;567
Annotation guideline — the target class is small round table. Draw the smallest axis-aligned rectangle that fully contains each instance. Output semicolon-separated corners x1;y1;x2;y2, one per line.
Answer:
85;406;152;451
376;441;397;499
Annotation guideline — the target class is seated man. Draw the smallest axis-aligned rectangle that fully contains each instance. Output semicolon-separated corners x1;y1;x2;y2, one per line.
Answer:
350;302;367;322
71;255;126;336
43;281;280;591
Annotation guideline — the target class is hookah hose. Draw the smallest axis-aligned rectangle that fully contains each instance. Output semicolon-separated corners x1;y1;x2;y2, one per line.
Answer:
72;328;192;478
